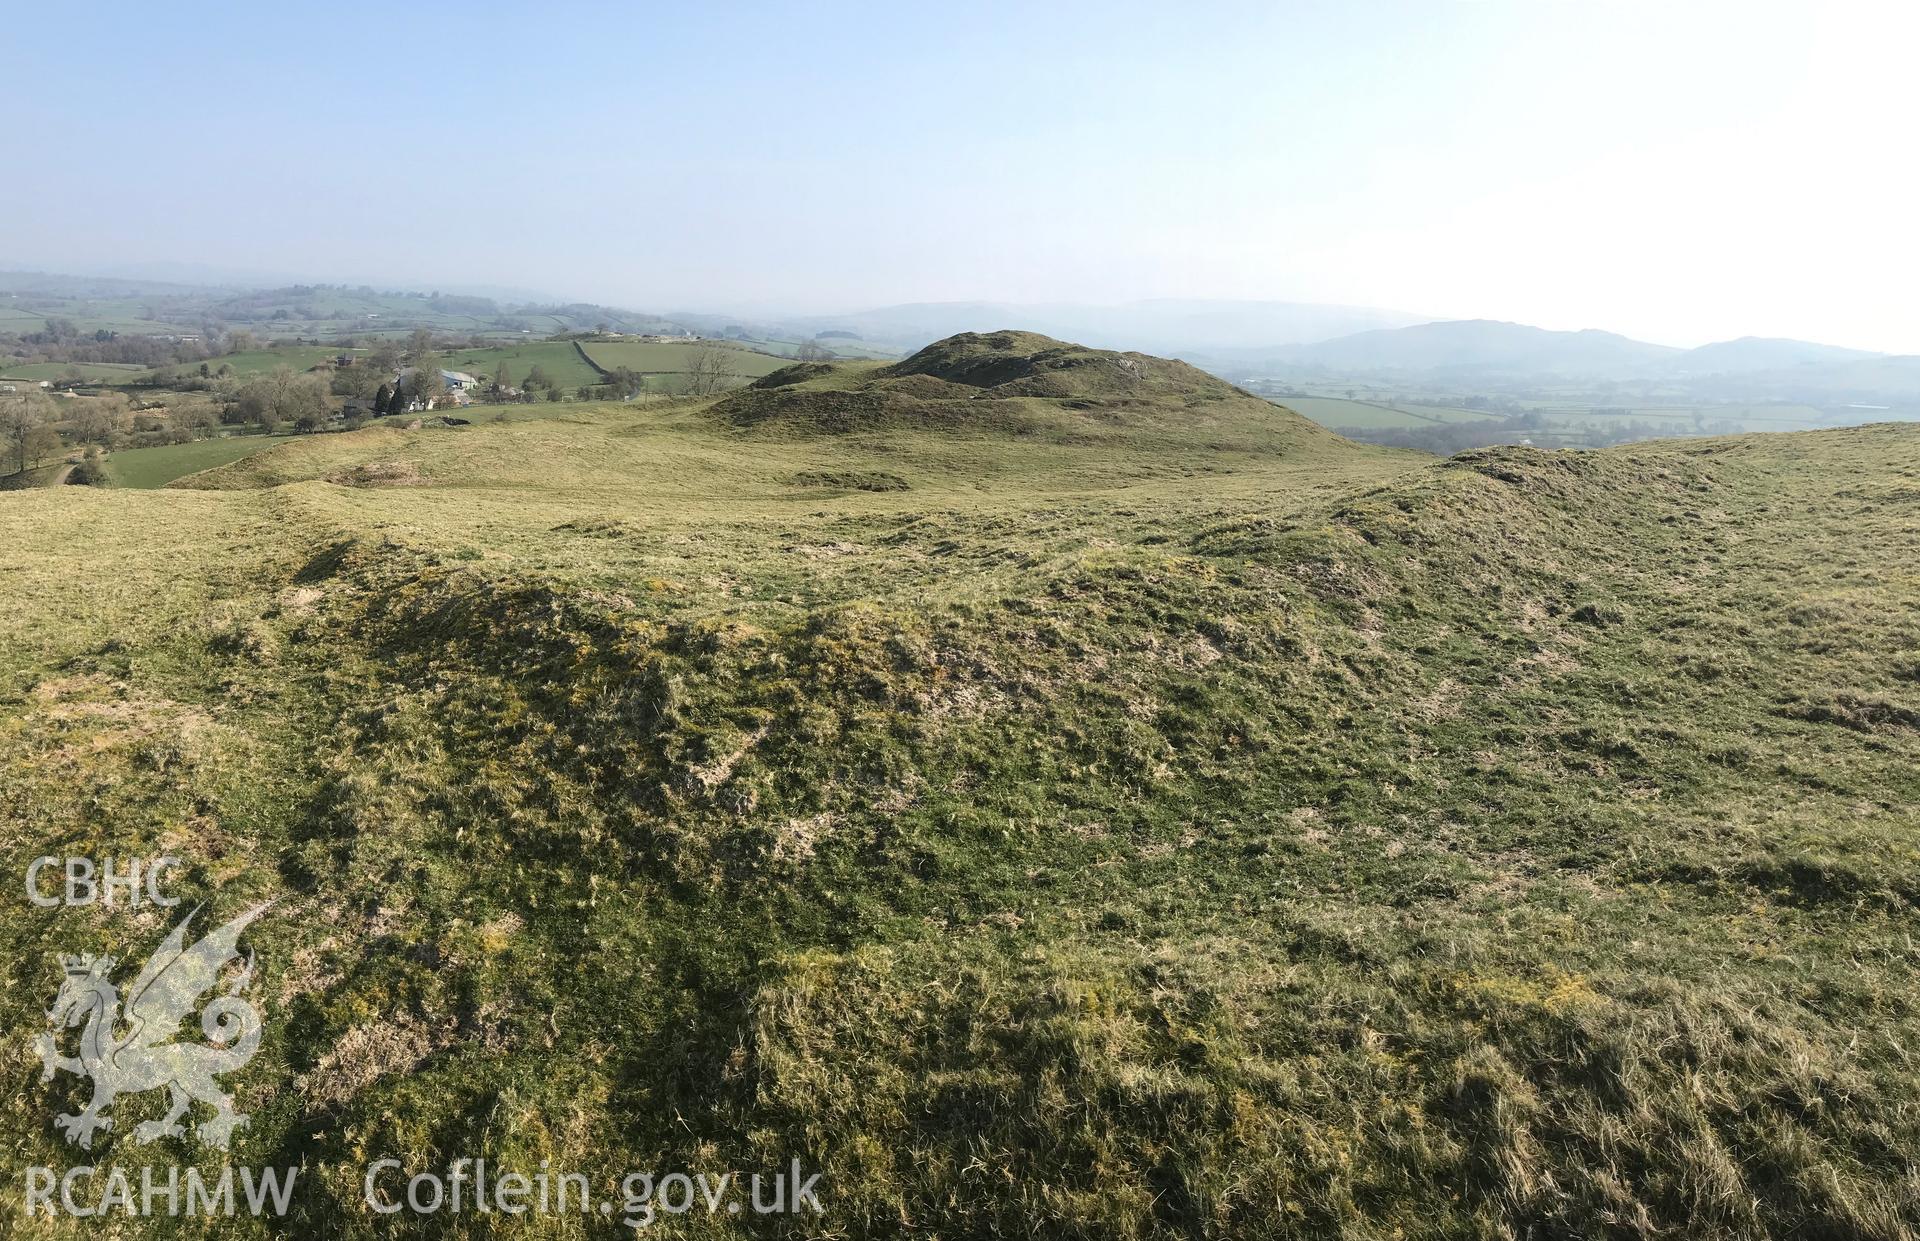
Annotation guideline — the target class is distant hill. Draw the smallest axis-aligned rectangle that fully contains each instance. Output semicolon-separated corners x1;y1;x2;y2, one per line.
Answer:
1228;321;1910;397
1279;319;1680;376
763;299;1425;355
0;268;691;344
1744;354;1920;399
1666;336;1882;375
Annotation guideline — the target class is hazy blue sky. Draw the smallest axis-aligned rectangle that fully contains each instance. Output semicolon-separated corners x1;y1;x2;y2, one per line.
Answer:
7;1;1916;349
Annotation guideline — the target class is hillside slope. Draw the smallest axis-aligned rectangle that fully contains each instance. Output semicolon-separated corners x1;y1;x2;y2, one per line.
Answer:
2;364;1917;1237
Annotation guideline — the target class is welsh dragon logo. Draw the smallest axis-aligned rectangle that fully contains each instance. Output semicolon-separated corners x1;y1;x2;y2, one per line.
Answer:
36;903;269;1151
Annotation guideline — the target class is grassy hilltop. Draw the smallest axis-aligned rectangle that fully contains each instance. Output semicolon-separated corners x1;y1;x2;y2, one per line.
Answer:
2;332;1918;1238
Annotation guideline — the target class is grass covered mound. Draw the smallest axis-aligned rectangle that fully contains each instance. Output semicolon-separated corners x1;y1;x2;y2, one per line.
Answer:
711;330;1331;449
879;328;1241;401
1;362;1918;1238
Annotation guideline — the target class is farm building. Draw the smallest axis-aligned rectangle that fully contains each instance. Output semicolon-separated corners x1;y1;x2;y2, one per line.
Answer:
391;367;475;410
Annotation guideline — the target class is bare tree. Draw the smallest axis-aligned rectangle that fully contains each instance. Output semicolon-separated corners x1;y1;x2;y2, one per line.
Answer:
409;358;447;409
172;400;220;434
683;340;734;397
226;368;332;430
369;340;403;373
69;397;124;447
24;423;62;468
1;397;43;474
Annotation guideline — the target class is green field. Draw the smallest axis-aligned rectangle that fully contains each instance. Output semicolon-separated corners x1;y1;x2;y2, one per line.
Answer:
734;335;902;362
580;338;791;379
0;313;178;337
101;434;289;488
3;332;1918;1236
194;346;349;377
0;309;54;334
434;341;603;389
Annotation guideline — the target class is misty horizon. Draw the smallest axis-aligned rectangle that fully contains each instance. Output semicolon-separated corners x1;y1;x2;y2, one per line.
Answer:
0;258;1900;359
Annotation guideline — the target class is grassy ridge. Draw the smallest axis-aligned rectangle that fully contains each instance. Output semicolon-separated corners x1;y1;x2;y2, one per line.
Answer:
2;334;1917;1236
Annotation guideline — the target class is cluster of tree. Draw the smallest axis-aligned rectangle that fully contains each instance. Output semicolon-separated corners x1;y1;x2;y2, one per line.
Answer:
369;360;447;416
426;294;496;316
67;446;108;486
0;396;65;475
518;365;565;403
63;393;132;447
221;368;333;432
600;367;648;400
0;316;341;377
3;329;215;370
1;386;270;474
144;361;237;390
119;398;223;451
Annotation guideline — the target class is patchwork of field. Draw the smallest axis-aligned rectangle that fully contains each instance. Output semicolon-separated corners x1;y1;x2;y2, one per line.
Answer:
434;341;603;389
751;336;901;361
0;311;174;338
1278;395;1505;429
579;339;791;379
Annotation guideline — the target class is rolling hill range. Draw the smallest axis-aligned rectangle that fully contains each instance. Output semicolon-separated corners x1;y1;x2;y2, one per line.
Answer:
1275;319;1682;375
1665;335;1881;375
3;333;1918;1237
1256;319;1919;394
